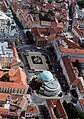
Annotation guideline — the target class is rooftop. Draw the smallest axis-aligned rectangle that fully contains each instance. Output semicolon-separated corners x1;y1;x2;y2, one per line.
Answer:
26;103;39;114
46;99;68;119
0;42;13;57
0;68;28;89
0;10;9;20
0;93;10;102
38;71;54;82
61;56;84;93
8;0;69;28
79;98;84;107
0;42;21;69
0;93;27;117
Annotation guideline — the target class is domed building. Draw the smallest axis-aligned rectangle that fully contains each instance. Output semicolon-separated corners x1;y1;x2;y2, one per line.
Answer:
37;71;62;97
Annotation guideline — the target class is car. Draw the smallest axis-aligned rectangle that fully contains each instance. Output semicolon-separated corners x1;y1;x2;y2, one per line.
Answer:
36;47;41;49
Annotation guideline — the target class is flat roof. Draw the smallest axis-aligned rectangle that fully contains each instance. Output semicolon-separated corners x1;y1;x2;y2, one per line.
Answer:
0;42;13;57
26;52;49;71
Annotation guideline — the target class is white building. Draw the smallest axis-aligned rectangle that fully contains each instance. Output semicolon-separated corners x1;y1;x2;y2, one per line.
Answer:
0;11;19;41
38;71;62;97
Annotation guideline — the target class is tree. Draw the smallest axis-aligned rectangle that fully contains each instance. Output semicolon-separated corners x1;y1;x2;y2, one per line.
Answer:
48;0;52;4
77;112;84;119
44;13;51;21
39;13;44;21
1;73;10;82
32;79;42;90
27;87;32;94
63;101;84;119
48;10;55;16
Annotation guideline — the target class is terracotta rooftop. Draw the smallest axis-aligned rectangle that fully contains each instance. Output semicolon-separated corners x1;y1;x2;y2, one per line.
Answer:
0;68;27;88
0;107;8;113
0;107;18;116
12;46;21;62
0;93;11;102
59;45;84;54
63;35;81;49
79;98;84;107
32;27;57;41
61;56;84;93
69;56;84;62
62;56;77;84
46;99;68;119
26;103;39;114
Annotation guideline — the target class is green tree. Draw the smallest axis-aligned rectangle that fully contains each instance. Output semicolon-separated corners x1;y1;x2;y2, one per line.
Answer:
77;112;84;119
39;13;44;21
48;10;55;16
63;101;78;119
28;87;32;94
1;73;10;82
44;13;51;21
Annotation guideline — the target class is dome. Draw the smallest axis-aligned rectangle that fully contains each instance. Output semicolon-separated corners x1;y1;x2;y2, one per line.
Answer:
38;71;54;82
46;80;59;89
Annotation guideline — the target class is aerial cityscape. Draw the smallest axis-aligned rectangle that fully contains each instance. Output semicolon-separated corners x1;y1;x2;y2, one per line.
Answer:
0;0;84;119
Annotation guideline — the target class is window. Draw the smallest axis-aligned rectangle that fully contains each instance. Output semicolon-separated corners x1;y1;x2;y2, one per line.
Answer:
17;89;19;93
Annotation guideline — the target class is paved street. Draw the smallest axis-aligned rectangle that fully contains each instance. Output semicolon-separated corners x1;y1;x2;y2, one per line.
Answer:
31;92;45;105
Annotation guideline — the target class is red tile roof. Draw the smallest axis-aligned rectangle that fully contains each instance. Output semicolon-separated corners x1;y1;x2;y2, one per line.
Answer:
69;57;84;62
26;103;39;114
62;56;77;84
46;99;68;119
0;93;11;102
0;68;28;89
79;98;84;107
63;36;82;49
59;45;84;54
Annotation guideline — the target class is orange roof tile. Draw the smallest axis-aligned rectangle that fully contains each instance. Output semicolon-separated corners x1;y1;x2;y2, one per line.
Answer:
26;104;39;114
0;107;8;113
46;99;68;119
79;98;84;107
69;57;84;62
0;68;28;89
12;46;21;62
63;36;81;49
57;22;64;29
59;45;84;54
62;56;77;84
0;93;11;101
